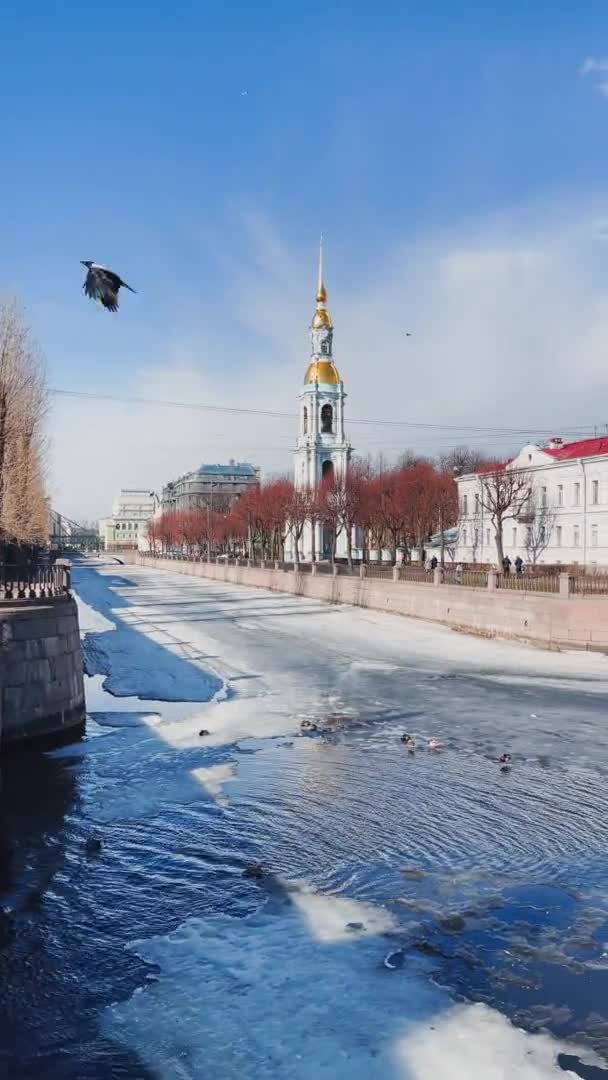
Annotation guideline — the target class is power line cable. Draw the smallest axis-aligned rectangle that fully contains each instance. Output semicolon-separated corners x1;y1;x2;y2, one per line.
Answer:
49;388;597;440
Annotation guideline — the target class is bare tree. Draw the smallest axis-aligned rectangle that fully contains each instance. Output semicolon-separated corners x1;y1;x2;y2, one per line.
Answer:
286;486;310;566
439;445;495;475
524;496;555;565
478;465;530;567
471;513;482;563
0;301;49;555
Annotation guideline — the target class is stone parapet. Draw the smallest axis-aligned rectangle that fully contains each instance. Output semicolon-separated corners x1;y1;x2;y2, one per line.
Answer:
0;598;85;747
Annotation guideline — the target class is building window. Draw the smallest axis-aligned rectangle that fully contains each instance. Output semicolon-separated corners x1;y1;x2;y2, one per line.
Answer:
512;527;517;547
474;493;479;513
539;525;546;543
541;486;547;507
573;525;580;547
486;529;490;545
557;484;563;506
321;404;333;433
463;495;468;516
592;480;599;505
592;524;599;548
303;406;308;434
462;527;467;546
574;483;581;506
556;526;562;547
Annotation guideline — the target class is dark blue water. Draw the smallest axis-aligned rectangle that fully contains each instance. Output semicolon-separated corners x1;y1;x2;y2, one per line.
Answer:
1;561;608;1078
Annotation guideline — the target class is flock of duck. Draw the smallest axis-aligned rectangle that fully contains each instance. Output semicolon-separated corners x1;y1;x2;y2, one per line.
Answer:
400;732;512;771
299;721;513;771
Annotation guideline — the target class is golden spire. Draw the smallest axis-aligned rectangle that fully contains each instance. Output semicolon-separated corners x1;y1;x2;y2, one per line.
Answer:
312;235;332;329
316;234;327;303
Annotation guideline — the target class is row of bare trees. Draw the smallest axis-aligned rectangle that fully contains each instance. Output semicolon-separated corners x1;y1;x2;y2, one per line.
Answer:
146;460;460;567
146;451;559;569
0;302;49;557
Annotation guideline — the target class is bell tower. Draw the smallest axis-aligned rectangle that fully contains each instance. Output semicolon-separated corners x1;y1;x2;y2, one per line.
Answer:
292;240;351;559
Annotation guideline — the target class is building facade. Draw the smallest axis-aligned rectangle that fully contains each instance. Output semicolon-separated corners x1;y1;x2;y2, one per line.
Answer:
285;243;352;561
454;436;608;567
99;490;156;551
161;461;260;515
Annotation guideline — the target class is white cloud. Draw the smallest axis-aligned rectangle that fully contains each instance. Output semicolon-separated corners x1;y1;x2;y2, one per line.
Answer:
579;56;608;95
49;200;608;521
579;56;608;77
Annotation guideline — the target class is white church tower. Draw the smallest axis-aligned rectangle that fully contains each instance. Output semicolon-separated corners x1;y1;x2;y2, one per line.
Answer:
291;241;351;560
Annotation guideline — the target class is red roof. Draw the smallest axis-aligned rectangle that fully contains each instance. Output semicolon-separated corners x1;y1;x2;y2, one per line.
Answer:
468;436;608;477
476;462;506;474
543;436;608;460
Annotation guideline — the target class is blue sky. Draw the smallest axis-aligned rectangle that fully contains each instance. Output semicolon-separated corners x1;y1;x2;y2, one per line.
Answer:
3;3;608;518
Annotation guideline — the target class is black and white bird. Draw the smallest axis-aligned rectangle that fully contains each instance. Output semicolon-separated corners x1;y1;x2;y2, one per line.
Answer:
81;261;136;312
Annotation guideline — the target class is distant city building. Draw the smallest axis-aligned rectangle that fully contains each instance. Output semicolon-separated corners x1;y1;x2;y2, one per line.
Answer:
454;436;608;567
161;461;260;515
99;489;156;550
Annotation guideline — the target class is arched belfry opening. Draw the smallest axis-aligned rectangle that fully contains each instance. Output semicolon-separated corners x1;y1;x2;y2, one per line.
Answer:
321;404;333;434
322;459;334;481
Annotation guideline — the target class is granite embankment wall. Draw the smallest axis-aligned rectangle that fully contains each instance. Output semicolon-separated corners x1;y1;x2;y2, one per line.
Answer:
0;598;85;747
124;554;608;652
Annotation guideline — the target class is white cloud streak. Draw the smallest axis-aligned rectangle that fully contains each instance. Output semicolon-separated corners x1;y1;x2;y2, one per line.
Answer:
579;56;608;94
580;56;608;77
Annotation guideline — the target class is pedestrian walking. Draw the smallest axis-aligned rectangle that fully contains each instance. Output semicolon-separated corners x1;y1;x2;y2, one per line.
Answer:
514;556;524;575
502;556;512;576
430;555;438;571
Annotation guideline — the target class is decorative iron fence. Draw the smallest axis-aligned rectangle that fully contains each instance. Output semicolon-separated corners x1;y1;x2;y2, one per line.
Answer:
571;575;608;596
496;573;559;593
365;563;395;579
398;566;432;584
442;567;489;588
0;562;71;602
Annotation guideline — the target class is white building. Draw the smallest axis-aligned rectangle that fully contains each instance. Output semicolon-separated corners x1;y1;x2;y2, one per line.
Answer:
285;244;352;561
454;436;608;567
99;489;156;551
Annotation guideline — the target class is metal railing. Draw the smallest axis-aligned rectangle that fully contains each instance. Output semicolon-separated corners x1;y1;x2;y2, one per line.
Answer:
0;562;71;602
398;566;432;584
571;575;608;595
496;573;559;593
365;563;395;579
442;567;489;588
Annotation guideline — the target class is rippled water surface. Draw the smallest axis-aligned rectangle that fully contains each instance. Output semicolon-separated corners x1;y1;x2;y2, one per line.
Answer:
1;559;608;1078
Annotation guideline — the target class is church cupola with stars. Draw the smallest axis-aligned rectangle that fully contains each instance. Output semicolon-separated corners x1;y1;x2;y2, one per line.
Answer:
290;240;352;561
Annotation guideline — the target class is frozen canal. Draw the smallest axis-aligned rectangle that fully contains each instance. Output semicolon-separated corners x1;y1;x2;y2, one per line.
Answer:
2;557;608;1079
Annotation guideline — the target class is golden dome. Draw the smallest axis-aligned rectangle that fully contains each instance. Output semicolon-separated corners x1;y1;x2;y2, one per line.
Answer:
312;308;332;329
304;359;341;385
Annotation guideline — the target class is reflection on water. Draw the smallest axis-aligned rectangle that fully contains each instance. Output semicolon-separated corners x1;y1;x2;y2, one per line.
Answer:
0;750;155;1079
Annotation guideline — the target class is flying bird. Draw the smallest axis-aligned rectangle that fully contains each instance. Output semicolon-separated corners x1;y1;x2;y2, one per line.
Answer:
81;261;136;312
405;331;413;337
